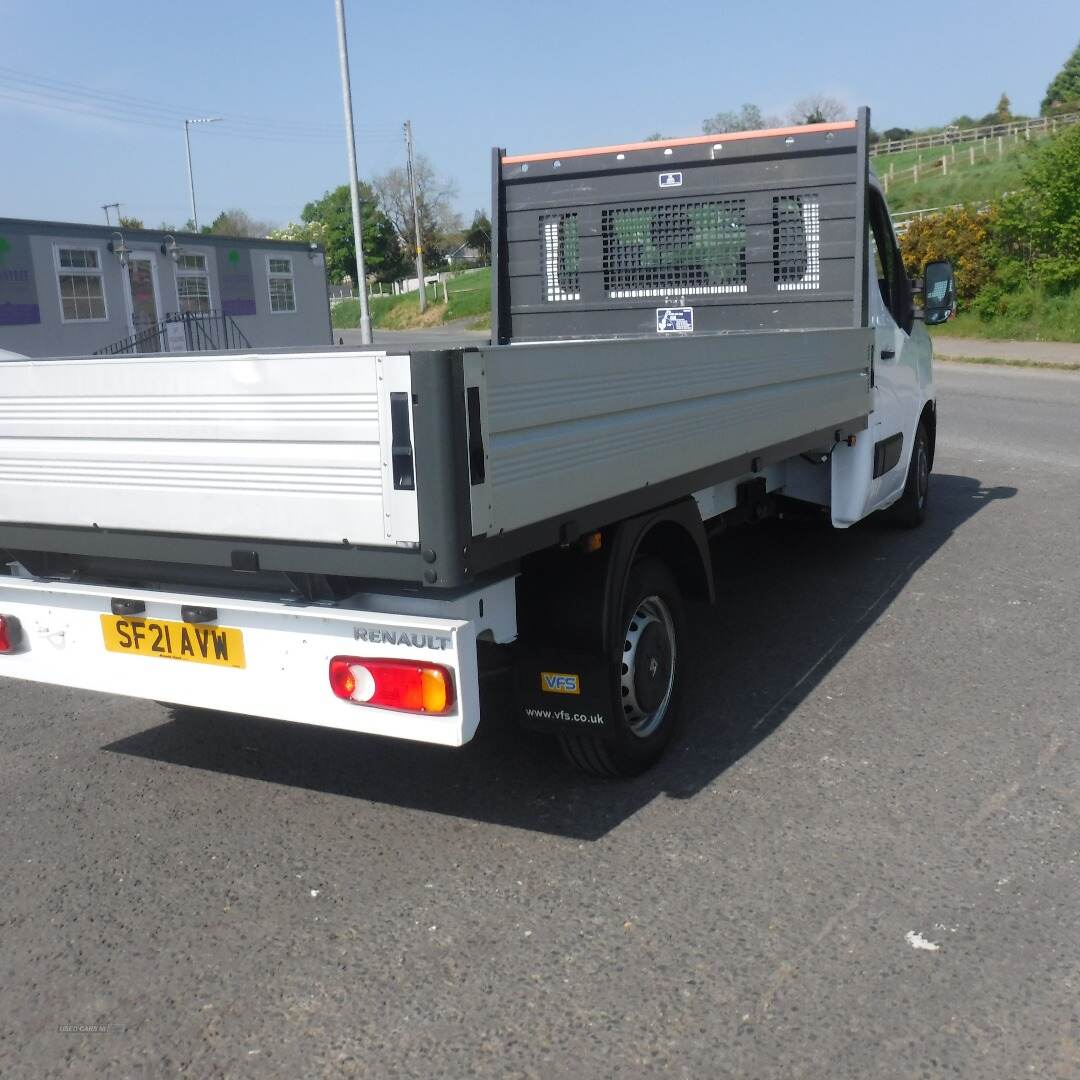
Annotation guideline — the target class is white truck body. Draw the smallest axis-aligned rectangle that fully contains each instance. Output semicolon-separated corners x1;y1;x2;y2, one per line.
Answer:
0;111;942;772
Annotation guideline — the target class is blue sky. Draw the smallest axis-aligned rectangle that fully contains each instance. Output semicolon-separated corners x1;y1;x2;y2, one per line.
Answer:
2;0;1078;229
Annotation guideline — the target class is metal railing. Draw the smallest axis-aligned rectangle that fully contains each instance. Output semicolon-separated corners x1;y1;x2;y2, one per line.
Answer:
95;310;251;356
871;111;1080;158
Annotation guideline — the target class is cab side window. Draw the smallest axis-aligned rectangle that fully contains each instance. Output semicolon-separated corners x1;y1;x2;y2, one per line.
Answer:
867;190;913;333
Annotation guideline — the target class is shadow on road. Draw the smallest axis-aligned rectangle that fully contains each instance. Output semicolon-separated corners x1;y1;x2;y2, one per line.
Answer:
105;474;1015;840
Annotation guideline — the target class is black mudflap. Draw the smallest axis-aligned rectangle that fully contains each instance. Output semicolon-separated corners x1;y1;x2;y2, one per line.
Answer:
514;646;618;735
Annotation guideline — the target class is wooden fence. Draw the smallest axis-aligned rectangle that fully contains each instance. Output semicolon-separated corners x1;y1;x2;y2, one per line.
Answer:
871;111;1079;158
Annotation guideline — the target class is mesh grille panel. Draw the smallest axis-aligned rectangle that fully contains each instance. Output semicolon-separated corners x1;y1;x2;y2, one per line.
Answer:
540;214;580;302
602;200;747;298
773;195;821;290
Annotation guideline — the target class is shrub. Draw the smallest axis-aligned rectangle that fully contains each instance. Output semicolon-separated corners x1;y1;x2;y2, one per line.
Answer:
995;123;1080;290
900;205;997;303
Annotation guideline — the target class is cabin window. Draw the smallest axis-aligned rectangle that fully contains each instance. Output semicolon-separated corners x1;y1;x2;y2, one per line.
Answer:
55;246;108;321
175;253;212;315
267;256;296;313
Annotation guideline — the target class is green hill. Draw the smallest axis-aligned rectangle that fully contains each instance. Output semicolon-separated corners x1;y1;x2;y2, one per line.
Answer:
874;134;1041;214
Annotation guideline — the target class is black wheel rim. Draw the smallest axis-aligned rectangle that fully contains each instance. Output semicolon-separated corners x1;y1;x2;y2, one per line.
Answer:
916;439;929;510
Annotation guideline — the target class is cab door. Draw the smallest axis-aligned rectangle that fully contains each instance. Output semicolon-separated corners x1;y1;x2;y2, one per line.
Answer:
866;187;928;509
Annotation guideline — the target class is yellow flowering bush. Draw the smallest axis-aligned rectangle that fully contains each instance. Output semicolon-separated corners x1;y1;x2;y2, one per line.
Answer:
899;206;997;303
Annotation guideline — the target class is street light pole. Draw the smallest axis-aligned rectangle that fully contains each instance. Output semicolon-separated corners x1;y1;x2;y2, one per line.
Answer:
334;0;373;344
404;120;427;314
183;117;222;231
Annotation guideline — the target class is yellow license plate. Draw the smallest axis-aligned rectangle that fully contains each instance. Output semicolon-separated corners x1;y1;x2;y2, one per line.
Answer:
100;615;246;669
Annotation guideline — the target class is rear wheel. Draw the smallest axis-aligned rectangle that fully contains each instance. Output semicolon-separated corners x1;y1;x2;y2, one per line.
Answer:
559;559;685;777
887;420;930;528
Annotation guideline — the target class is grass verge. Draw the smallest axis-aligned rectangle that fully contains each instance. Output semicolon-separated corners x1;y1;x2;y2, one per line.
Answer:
930;285;1080;342
937;355;1080;373
332;267;491;330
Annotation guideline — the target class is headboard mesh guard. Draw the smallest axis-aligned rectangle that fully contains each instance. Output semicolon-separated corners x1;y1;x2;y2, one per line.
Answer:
493;114;869;342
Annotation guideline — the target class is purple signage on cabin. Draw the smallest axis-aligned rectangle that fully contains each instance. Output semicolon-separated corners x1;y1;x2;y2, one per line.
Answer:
0;234;41;325
215;246;257;317
0;302;41;326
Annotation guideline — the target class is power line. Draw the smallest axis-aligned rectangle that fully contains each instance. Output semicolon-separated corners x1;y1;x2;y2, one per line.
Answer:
0;64;399;136
0;67;401;144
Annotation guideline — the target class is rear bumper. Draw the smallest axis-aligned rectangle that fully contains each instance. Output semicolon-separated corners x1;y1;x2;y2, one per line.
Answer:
0;575;516;746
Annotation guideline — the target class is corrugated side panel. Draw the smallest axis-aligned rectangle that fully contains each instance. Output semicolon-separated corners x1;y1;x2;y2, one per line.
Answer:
476;328;871;535
0;350;408;546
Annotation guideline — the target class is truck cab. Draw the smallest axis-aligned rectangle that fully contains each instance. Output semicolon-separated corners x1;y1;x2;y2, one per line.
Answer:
831;175;939;528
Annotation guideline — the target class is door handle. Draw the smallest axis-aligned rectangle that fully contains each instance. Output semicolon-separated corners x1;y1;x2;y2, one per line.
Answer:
880;348;896;360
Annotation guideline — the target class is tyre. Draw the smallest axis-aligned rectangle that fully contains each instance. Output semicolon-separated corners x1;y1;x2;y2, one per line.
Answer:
558;559;686;777
887;420;930;528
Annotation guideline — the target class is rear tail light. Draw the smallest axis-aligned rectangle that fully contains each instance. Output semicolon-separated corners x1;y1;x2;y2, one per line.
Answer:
329;657;454;715
0;615;22;654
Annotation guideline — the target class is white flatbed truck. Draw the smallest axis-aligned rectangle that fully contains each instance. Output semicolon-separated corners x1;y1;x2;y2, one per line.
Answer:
0;110;955;775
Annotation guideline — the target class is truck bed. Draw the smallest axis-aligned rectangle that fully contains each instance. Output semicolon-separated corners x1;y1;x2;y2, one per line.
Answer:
0;329;869;590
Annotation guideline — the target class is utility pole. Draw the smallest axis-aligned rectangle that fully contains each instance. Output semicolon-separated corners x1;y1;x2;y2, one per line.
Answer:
102;202;120;226
183;117;222;231
404;120;427;313
334;0;373;344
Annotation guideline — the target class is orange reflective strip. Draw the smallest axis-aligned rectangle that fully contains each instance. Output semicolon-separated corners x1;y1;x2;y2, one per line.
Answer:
501;120;857;165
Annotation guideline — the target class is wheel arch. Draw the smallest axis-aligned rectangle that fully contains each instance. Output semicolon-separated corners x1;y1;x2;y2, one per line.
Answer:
601;500;714;653
628;517;713;605
514;497;712;657
919;398;937;469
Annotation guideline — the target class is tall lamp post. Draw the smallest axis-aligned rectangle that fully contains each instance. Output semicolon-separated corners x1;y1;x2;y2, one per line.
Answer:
183;117;222;231
334;0;373;344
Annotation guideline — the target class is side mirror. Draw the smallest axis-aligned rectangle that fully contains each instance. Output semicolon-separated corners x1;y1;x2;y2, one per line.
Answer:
920;259;957;325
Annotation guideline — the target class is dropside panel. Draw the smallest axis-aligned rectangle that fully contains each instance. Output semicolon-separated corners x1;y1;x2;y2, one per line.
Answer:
0;350;418;547
473;328;871;537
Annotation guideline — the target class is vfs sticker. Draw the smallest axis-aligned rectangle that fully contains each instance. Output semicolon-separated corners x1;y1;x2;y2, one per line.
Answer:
656;307;694;333
541;672;580;695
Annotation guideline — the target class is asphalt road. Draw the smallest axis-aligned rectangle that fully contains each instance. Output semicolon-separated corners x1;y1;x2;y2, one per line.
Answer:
3;364;1079;1079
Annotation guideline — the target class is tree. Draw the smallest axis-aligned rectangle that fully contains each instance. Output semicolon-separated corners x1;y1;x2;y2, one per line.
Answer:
298;184;404;284
207;209;273;238
118;215;144;230
703;103;779;134
643;132;665;141
1041;39;1080;114
787;95;846;125
882;127;914;143
464;210;491;261
977;93;1021;127
995;122;1080;289
374;154;462;268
